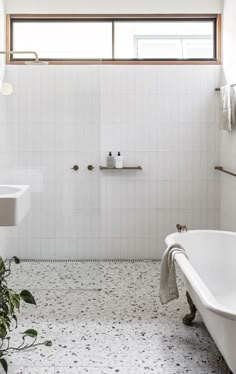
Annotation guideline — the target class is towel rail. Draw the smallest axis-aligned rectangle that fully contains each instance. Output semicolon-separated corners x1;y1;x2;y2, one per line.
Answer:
215;84;236;92
215;166;236;177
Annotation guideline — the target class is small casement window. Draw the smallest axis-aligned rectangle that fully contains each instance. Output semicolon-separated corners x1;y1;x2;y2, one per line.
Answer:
7;15;221;64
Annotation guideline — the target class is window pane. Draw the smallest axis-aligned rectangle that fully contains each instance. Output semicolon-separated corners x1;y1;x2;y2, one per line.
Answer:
136;39;182;59
182;39;213;59
114;21;214;59
12;21;112;59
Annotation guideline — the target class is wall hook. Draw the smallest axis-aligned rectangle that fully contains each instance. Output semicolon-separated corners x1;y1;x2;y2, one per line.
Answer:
71;165;79;171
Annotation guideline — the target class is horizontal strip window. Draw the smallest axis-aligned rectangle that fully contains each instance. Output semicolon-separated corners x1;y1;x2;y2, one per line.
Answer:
7;15;221;64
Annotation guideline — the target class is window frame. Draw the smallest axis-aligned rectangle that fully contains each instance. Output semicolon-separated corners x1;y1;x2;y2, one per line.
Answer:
6;14;222;65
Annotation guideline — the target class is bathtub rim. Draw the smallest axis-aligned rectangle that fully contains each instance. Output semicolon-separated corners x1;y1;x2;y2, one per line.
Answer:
165;230;236;321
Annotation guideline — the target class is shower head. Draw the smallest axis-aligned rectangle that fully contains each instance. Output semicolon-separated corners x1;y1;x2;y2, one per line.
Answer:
24;60;48;65
0;50;48;65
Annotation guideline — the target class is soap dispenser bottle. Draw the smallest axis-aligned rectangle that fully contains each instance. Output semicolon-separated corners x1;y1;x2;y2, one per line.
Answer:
116;152;123;169
107;152;115;168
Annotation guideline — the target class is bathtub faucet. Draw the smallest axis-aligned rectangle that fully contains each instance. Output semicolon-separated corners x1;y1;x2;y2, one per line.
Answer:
176;224;188;233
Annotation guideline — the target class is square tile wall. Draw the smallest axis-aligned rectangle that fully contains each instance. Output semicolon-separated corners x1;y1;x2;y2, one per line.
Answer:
3;64;221;259
220;129;236;231
0;83;9;258
100;65;221;258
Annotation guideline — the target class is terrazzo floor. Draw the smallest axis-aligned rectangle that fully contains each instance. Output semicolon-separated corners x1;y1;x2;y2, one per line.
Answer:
6;260;228;374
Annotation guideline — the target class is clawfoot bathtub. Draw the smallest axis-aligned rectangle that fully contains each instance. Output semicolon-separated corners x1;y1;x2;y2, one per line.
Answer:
165;230;236;374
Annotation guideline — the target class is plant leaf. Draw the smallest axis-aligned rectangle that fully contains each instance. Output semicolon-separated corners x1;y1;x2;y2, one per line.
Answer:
0;257;6;275
9;292;21;314
0;358;8;373
20;290;36;305
0;324;7;338
21;329;38;338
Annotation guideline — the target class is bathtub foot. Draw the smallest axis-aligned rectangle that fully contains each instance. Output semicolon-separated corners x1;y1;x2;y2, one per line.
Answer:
183;292;197;326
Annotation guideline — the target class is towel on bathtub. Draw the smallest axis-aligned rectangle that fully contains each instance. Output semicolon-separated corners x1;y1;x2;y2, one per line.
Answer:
159;243;187;305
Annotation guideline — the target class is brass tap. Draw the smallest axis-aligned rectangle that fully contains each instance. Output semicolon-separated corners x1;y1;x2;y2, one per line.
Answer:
176;224;188;233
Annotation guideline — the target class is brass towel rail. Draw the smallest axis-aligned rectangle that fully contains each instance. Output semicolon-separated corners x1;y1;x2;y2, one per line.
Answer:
215;84;236;92
215;166;236;177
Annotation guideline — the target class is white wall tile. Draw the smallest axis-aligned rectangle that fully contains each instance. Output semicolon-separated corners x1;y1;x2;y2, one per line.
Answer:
3;64;221;259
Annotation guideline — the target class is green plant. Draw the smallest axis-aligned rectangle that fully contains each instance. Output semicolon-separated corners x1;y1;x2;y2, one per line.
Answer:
0;256;52;373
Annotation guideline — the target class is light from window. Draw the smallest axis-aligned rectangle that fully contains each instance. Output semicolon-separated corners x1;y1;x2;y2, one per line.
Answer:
10;17;217;62
114;21;214;59
12;21;113;59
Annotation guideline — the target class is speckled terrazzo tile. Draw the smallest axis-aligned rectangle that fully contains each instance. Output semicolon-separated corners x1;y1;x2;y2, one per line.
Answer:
54;369;100;374
5;261;229;374
100;261;160;292
53;364;225;374
8;318;225;372
53;262;103;290
9;324;138;367
19;290;105;326
8;367;55;374
54;369;149;374
53;367;180;373
8;262;63;290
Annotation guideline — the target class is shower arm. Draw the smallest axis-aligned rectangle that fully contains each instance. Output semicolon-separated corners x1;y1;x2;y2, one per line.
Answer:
0;50;39;62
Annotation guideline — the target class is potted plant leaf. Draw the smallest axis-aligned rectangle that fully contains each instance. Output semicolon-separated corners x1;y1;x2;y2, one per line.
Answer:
0;256;52;373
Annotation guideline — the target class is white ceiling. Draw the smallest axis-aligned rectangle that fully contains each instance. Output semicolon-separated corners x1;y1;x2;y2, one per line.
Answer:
5;0;223;14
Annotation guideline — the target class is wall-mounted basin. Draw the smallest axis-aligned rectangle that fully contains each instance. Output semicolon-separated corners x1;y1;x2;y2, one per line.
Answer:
0;185;30;226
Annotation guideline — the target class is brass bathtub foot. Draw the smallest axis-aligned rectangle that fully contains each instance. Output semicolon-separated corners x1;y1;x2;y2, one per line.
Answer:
183;292;197;326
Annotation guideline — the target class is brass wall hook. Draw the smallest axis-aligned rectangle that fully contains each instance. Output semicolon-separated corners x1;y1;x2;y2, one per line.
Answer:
176;224;188;233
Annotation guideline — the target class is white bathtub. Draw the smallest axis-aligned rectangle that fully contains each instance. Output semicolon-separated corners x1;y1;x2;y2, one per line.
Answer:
165;230;236;373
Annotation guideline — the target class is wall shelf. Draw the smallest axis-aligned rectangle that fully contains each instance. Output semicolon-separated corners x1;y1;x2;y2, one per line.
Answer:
99;166;142;170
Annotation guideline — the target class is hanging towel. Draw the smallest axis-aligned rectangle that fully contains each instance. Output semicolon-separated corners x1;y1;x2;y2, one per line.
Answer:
231;86;236;126
220;85;236;131
159;243;187;305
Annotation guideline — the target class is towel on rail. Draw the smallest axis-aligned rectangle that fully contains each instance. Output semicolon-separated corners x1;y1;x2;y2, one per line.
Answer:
220;85;236;131
159;243;187;305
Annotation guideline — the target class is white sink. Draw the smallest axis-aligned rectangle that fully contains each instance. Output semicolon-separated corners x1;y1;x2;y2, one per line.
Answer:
0;185;30;226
